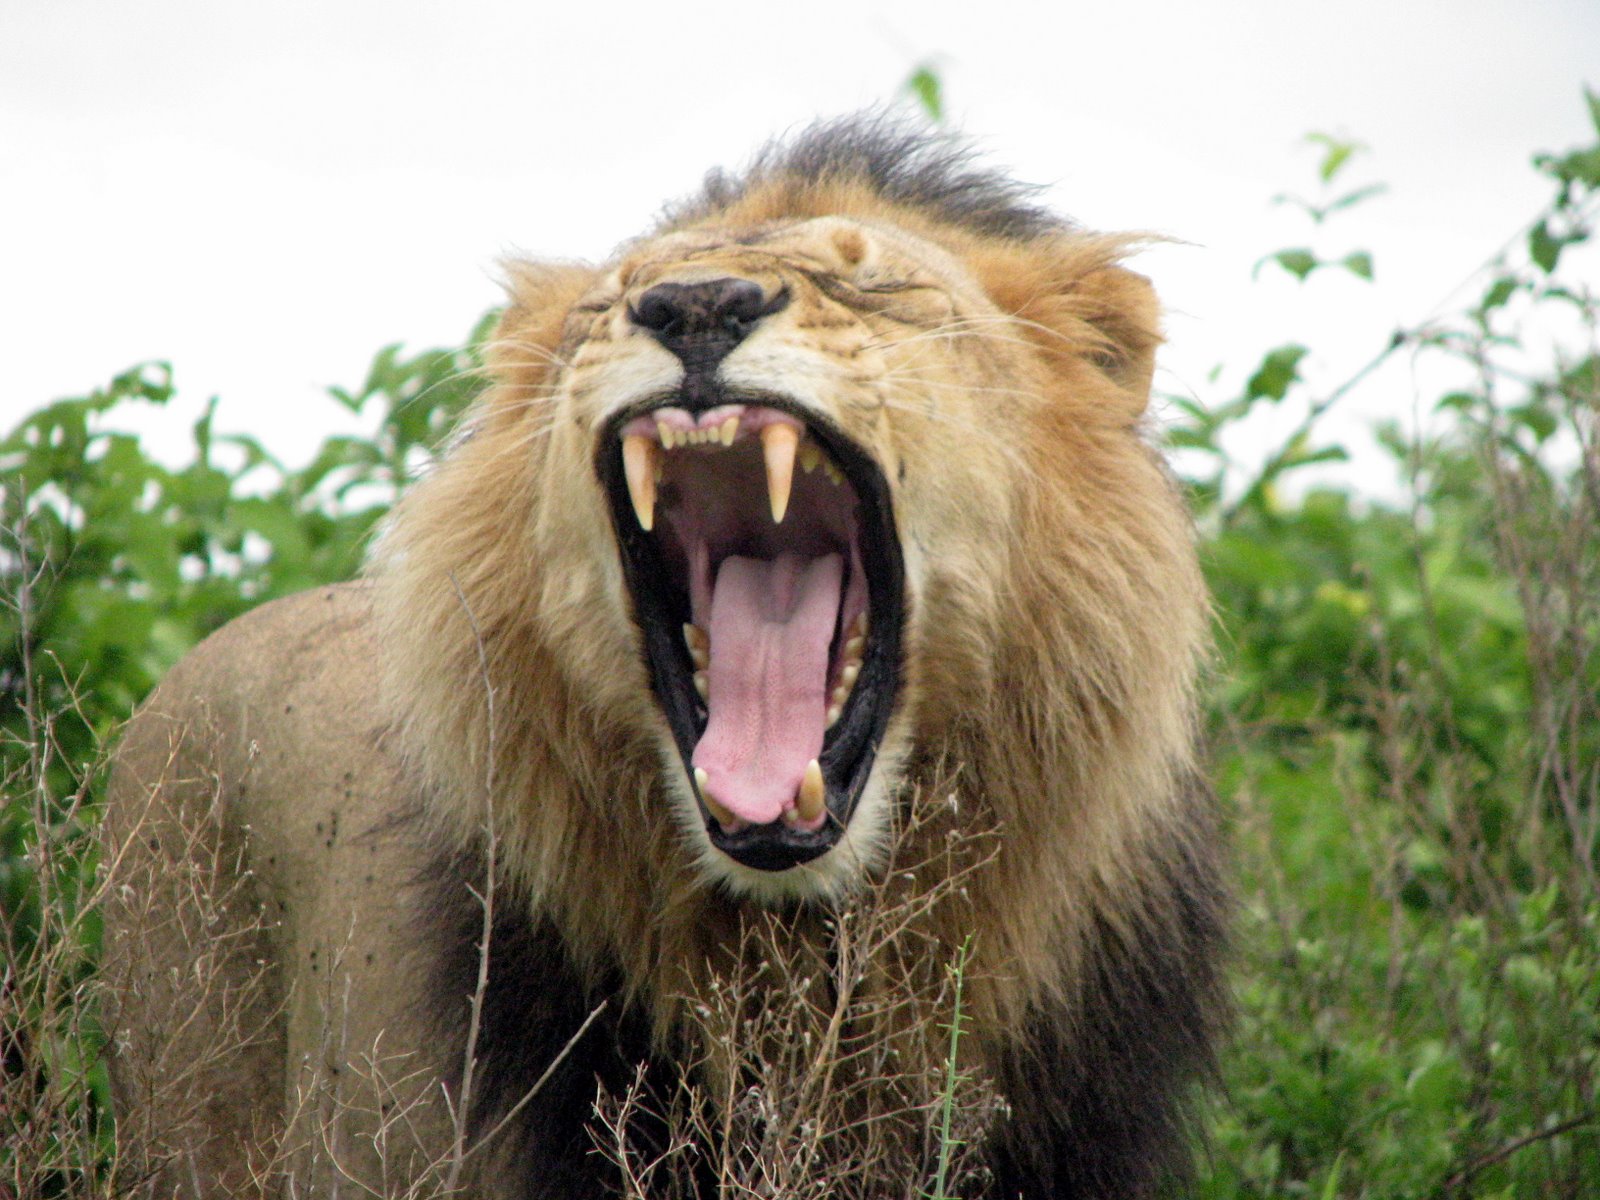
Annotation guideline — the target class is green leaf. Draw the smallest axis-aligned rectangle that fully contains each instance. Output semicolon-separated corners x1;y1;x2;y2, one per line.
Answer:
1529;220;1561;273
1587;86;1600;140
1341;251;1374;280
904;64;943;122
1321;182;1389;219
1271;248;1319;281
1283;443;1349;469
1306;132;1364;182
1246;344;1309;402
1509;401;1557;442
1480;276;1518;312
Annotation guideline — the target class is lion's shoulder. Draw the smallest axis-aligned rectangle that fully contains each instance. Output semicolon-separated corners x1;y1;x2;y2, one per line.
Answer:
152;581;378;714
112;582;390;824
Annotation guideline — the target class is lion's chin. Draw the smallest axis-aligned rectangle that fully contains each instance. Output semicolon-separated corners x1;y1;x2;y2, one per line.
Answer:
673;734;907;903
598;397;905;873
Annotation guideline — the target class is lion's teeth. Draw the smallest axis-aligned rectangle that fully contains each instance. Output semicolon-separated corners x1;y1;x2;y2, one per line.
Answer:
656;420;675;450
798;441;822;474
718;416;739;446
621;435;658;531
823;459;844;486
760;423;800;524
826;703;842;728
840;663;859;688
683;623;708;652
796;758;825;821
694;767;736;826
693;671;709;701
842;635;865;662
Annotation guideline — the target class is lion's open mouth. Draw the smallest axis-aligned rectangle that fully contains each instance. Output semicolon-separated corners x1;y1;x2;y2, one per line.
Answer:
597;399;904;872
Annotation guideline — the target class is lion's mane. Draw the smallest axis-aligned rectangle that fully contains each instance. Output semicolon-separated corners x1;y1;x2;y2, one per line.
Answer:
366;115;1227;1196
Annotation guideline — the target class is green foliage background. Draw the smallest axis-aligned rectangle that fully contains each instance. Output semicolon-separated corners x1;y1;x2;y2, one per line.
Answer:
3;94;1598;1197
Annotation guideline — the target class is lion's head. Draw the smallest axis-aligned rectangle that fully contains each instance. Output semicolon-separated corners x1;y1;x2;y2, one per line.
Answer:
373;116;1205;927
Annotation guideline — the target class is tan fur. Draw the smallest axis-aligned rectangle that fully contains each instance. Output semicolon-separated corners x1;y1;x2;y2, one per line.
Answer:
104;133;1214;1197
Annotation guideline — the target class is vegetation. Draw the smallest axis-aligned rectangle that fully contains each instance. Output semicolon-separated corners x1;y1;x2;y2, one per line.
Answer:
3;96;1598;1197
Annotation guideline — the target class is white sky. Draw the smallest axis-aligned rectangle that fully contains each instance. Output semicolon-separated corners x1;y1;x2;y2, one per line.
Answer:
4;0;1598;490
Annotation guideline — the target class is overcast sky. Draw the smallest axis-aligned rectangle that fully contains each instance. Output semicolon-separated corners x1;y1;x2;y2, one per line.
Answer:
4;0;1597;487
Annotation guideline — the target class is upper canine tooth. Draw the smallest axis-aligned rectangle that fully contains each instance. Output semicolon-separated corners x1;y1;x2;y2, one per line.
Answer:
719;416;739;446
760;423;800;524
621;435;658;531
797;758;825;821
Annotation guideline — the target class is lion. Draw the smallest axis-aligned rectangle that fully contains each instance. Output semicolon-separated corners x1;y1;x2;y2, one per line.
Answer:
102;115;1227;1198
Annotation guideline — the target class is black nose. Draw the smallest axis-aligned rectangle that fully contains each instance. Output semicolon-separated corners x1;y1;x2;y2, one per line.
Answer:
628;278;789;370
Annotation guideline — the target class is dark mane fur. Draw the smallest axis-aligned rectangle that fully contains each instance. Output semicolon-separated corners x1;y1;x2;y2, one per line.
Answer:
664;110;1070;241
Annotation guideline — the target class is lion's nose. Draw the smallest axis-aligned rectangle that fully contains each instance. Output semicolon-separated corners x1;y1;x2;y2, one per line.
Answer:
628;278;789;368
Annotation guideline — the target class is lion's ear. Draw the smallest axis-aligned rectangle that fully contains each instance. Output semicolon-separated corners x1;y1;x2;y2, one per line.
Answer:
977;240;1162;416
1064;264;1161;399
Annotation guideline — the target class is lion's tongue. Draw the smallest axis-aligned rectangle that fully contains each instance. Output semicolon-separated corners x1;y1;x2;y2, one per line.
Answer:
692;553;841;826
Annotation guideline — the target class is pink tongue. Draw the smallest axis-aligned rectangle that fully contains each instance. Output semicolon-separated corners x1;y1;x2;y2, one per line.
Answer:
691;553;841;825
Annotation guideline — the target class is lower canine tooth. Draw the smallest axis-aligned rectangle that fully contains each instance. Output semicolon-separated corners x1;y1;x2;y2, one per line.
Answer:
621;435;657;531
797;759;825;821
760;423;800;524
683;623;709;668
694;767;736;826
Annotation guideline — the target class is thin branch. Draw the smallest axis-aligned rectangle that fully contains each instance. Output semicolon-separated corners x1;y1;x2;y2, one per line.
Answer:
1437;1110;1596;1195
